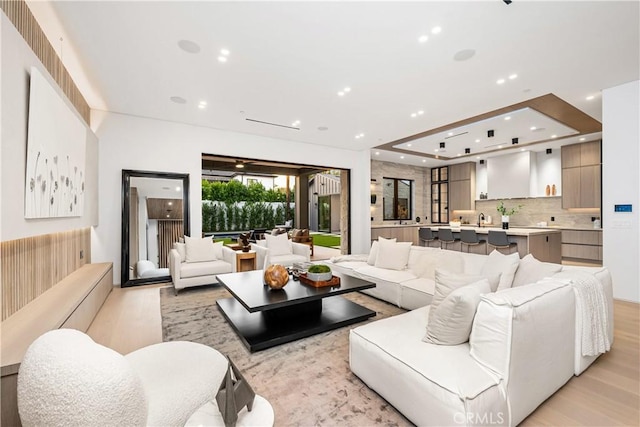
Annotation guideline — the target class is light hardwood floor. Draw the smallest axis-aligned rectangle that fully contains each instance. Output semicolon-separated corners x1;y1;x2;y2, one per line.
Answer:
87;285;639;426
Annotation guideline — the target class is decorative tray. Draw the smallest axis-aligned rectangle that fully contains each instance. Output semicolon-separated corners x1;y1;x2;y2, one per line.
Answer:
298;273;341;288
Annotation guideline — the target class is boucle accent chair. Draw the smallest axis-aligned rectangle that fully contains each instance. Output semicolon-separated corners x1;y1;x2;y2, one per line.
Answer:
17;329;228;426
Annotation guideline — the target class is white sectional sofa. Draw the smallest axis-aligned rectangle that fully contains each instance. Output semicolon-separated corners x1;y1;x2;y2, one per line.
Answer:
328;238;614;426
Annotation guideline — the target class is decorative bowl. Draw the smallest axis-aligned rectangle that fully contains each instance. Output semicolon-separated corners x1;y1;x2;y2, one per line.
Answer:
306;271;333;282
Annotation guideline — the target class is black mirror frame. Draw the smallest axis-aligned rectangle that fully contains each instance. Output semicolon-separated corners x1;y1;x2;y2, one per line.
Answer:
121;169;190;287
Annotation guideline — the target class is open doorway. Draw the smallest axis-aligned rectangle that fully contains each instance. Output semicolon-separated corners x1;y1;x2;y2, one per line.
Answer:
201;154;350;257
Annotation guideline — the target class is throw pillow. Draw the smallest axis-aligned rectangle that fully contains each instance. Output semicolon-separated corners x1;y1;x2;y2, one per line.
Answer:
374;239;412;271
366;237;396;265
265;233;292;256
173;242;186;262
481;250;520;291
431;269;500;312
423;279;491;345
185;236;218;263
512;254;562;287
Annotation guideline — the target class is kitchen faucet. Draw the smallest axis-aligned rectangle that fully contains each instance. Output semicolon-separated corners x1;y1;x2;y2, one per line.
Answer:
477;212;485;227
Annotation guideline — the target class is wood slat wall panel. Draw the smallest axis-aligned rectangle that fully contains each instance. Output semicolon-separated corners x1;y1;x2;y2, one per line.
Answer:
0;0;90;124
1;228;91;320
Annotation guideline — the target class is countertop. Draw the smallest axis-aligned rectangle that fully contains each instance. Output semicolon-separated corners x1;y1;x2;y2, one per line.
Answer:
423;225;561;236
371;223;602;232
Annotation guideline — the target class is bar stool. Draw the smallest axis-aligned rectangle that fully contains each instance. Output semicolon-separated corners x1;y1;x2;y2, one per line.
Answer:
460;229;486;253
418;228;438;248
438;228;459;251
487;230;518;255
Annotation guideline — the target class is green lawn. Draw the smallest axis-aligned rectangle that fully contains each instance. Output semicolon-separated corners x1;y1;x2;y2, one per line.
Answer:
311;233;341;248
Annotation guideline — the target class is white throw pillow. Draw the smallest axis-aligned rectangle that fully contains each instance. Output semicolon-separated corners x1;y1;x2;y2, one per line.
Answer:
482;250;520;291
512;254;562;287
432;269;485;311
374;239;412;271
367;237;396;266
265;233;292;256
173;242;186;262
423;279;491;345
185;236;220;263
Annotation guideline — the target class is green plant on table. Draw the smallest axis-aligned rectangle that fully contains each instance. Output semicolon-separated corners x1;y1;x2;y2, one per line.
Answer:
308;264;331;274
496;200;523;216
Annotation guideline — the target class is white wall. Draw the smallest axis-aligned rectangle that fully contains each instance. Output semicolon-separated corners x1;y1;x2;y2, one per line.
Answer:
535;148;562;197
91;111;371;284
602;80;640;303
1;15;98;242
487;151;532;199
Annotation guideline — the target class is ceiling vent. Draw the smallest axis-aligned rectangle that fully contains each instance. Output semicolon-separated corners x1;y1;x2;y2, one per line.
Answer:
245;118;299;130
487;130;495;138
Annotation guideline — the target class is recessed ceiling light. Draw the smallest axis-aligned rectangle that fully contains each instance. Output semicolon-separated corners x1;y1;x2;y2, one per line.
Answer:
170;96;187;104
448;132;453;136
475;139;480;143
457;154;461;157
375;151;380;155
176;186;181;192
521;148;525;152
498;145;503;149
166;214;170;218
338;91;345;96
418;35;429;43
198;101;207;109
504;116;511;120
344;87;351;93
431;26;442;34
476;156;480;159
509;74;518;80
422;159;426;163
530;126;537;130
168;202;173;206
551;134;557;138
411;113;417;118
400;156;405;159
586;95;595;100
355;133;365;139
418;110;424;115
497;78;505;85
220;48;230;56
407;143;412;147
177;40;200;54
434;149;439;153
217;56;228;63
579;137;586;141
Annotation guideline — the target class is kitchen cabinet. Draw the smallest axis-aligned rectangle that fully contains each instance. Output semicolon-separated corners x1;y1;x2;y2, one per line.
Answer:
371;225;419;245
562;229;603;263
561;141;601;209
528;232;562;263
448;162;476;213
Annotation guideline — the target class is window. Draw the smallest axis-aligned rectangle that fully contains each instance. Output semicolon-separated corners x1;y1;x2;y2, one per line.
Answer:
383;178;413;220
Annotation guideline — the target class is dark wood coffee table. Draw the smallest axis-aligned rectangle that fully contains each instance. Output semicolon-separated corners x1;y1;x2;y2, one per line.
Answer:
216;270;376;352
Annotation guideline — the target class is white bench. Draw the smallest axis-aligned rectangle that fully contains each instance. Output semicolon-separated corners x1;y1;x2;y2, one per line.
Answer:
1;262;113;426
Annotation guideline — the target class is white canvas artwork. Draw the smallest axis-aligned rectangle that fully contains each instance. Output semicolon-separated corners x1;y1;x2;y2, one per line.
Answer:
24;67;86;218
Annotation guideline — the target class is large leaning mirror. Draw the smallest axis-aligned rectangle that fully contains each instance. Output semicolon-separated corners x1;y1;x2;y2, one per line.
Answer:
121;170;190;287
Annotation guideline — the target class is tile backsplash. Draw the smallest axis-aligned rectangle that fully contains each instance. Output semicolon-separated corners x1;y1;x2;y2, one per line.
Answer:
468;197;600;228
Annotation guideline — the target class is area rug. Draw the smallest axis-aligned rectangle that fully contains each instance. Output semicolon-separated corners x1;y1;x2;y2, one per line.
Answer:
160;285;412;426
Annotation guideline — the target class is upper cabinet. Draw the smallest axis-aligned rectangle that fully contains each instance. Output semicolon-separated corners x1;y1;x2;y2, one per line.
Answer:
561;141;601;208
448;162;476;212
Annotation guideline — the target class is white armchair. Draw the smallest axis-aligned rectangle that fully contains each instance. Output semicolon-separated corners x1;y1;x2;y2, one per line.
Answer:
17;329;228;427
169;238;236;295
251;233;311;269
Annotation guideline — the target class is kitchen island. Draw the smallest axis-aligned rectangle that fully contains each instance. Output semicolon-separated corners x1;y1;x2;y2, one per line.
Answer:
371;224;562;263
